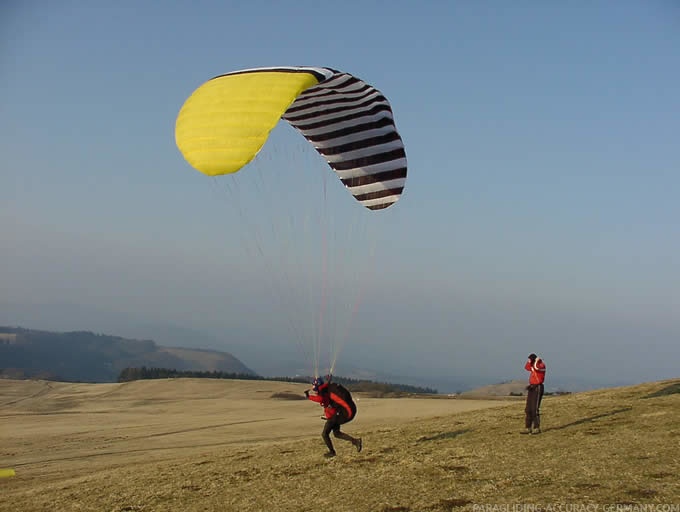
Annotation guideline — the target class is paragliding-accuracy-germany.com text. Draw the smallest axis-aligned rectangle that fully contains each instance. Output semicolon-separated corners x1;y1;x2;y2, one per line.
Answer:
472;504;679;512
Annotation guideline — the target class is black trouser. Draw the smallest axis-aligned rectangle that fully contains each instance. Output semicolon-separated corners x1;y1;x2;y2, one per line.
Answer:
525;383;544;429
322;414;355;453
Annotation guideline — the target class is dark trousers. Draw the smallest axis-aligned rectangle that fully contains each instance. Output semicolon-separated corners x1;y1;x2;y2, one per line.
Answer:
525;383;544;429
321;415;355;453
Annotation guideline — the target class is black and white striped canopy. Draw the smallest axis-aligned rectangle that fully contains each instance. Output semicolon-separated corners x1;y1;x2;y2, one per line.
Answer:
281;68;407;210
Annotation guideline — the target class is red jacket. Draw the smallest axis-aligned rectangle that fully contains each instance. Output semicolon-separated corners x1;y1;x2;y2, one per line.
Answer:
307;383;337;419
525;358;546;385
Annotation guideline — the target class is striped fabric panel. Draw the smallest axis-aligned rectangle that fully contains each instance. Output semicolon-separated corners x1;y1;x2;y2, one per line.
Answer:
282;69;407;211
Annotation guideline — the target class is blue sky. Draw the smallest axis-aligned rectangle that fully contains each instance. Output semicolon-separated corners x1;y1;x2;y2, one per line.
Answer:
2;1;679;391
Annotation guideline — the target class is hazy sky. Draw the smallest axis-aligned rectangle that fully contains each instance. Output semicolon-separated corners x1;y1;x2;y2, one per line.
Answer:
2;1;679;391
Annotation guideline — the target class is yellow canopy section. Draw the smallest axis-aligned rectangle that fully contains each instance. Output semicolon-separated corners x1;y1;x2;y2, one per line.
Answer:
175;71;321;176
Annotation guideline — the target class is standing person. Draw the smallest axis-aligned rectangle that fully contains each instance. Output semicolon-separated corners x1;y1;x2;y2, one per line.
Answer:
522;353;546;434
305;376;362;457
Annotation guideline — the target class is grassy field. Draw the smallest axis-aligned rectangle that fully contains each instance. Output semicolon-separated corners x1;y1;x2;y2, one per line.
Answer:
0;378;678;511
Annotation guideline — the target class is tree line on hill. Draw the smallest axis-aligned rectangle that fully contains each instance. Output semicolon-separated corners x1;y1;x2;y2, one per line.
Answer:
118;367;439;395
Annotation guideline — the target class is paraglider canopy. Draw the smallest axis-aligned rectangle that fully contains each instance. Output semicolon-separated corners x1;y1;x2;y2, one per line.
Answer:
174;66;407;379
175;66;407;210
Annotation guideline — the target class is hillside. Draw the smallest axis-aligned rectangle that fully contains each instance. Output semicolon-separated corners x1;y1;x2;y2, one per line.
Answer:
0;326;254;382
458;379;529;397
1;378;677;510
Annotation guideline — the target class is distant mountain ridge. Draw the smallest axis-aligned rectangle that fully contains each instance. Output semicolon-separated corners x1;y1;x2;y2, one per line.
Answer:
458;380;529;397
0;326;255;382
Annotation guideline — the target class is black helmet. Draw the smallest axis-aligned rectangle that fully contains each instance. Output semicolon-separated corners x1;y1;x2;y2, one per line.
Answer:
528;353;537;361
312;377;324;392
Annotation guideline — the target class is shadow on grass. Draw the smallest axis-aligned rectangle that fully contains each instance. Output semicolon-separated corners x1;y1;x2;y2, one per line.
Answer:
643;382;680;399
379;497;471;512
544;407;632;432
436;498;473;509
416;429;471;443
627;488;657;499
270;392;306;400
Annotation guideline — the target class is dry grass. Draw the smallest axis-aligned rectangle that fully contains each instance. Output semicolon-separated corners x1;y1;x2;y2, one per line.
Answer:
0;378;678;511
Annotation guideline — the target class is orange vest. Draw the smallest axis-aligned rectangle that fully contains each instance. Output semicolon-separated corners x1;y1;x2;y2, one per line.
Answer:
525;359;546;385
